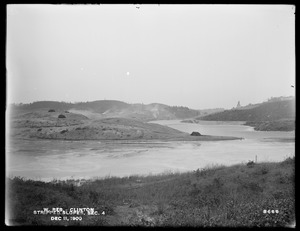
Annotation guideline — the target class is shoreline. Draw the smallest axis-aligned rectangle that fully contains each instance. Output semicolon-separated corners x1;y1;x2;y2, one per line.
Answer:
11;134;243;142
7;154;294;184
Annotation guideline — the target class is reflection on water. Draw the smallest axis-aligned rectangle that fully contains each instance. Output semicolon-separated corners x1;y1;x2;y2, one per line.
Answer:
6;120;295;181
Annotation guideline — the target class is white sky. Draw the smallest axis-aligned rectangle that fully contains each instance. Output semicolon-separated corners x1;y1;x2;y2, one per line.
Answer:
6;4;295;109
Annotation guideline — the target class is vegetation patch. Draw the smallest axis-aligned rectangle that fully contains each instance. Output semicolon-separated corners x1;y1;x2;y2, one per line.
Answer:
244;120;295;131
6;157;294;227
199;99;295;122
60;129;68;134
191;131;201;136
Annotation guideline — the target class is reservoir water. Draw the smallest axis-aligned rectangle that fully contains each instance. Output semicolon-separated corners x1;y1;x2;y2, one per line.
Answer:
7;120;295;181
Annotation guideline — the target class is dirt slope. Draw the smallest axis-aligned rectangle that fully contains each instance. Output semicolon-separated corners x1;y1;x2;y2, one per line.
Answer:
8;110;240;141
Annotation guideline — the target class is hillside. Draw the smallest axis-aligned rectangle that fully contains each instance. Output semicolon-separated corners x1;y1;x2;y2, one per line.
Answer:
7;157;295;226
9;100;200;122
244;120;295;132
197;108;225;116
8;110;240;141
198;99;295;122
197;99;295;131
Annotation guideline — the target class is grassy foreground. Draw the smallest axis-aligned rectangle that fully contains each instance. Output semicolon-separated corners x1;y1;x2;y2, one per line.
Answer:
6;157;295;227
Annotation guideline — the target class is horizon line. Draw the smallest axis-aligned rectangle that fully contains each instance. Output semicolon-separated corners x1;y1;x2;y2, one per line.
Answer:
7;95;295;110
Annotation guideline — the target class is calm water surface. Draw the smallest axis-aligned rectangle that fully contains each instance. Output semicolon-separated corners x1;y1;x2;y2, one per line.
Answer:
7;120;295;181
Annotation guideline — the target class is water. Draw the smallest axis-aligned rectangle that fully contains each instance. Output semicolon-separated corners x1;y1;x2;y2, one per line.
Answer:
6;120;294;181
150;120;295;140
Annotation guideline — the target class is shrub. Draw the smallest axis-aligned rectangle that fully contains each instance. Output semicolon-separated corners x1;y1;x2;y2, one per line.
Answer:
58;114;66;119
260;166;269;175
195;168;201;177
246;182;263;193
247;161;255;167
157;201;165;215
48;109;55;112
191;131;201;136
280;156;294;166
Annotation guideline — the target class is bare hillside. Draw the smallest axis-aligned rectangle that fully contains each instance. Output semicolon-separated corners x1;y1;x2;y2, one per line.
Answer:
9;100;200;121
8;109;240;141
198;99;295;122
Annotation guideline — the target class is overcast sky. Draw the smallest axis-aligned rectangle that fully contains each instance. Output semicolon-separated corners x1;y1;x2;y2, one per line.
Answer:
7;4;295;109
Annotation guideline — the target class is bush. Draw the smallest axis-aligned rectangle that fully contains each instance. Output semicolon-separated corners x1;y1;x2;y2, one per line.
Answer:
260;166;269;175
191;131;201;136
58;114;66;119
247;161;255;167
280;156;294;166
48;109;55;112
156;201;165;215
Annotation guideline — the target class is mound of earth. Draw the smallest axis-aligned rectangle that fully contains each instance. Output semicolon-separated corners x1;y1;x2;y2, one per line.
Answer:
191;131;201;136
10;110;89;129
9;115;241;141
8;107;241;141
30;118;193;140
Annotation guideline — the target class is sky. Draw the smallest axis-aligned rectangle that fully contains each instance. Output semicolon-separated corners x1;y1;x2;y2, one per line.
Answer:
6;4;295;109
